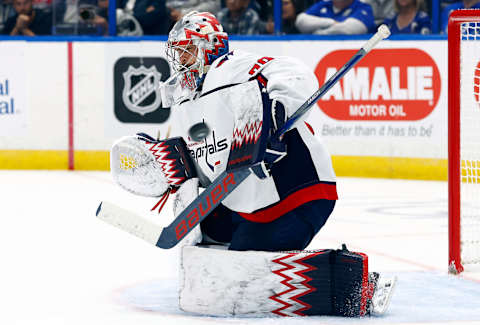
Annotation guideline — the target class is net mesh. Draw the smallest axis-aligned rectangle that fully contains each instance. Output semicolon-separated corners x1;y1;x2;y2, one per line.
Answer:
459;22;480;264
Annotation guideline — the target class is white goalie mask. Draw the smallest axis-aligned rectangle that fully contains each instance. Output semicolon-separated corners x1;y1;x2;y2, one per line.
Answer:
165;11;229;91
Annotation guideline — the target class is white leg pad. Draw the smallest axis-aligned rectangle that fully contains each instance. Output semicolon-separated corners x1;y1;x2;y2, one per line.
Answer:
180;245;311;317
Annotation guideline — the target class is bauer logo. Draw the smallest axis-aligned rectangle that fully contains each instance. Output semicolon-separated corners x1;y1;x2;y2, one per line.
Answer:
315;49;441;121
114;57;171;123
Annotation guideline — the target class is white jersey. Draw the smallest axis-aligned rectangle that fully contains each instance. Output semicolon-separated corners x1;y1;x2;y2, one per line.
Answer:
169;50;337;221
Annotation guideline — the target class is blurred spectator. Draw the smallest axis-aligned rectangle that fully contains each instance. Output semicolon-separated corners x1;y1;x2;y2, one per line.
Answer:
1;0;15;33
281;0;303;33
250;0;271;20
221;0;273;20
217;0;267;34
441;0;480;32
54;0;108;24
53;0;108;35
32;0;51;9
296;0;375;35
53;0;168;35
56;0;81;23
97;0;107;15
362;0;395;26
383;0;431;34
166;0;220;24
268;0;305;34
80;0;108;34
117;0;170;35
2;0;52;35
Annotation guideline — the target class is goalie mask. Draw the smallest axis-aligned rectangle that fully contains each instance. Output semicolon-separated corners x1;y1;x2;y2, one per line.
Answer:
166;11;229;91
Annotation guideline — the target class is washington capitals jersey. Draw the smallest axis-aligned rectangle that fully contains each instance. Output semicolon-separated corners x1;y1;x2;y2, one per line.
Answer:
383;11;431;34
169;50;337;221
304;0;375;33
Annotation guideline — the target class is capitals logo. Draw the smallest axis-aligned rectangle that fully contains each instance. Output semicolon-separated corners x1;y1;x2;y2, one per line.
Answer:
188;129;228;172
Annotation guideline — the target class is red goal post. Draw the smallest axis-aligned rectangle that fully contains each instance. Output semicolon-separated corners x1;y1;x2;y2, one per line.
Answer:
448;9;480;274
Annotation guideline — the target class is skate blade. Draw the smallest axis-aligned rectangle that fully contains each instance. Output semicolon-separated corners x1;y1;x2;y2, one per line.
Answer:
371;275;397;315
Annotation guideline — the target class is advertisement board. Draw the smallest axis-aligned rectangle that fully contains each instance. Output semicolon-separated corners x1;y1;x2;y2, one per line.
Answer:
0;39;449;178
228;40;447;179
0;42;27;136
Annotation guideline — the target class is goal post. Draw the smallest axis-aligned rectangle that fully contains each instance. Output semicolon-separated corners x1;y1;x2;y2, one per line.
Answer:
448;10;480;274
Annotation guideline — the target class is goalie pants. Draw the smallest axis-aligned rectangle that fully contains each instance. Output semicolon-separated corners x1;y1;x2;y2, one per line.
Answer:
200;199;335;251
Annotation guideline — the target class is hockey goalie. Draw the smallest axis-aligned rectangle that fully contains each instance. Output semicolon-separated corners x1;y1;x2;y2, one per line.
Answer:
106;11;396;317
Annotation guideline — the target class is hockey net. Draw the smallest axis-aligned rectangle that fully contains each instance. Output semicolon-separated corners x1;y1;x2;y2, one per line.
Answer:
448;10;480;274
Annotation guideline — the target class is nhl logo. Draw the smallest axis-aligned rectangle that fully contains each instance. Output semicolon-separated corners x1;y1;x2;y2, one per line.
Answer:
114;57;170;123
122;65;162;116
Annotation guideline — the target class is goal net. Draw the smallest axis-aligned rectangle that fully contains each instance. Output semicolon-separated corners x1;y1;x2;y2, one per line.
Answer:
448;10;480;274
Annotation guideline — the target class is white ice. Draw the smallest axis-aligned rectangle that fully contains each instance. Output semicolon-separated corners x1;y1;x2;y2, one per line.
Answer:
1;170;479;325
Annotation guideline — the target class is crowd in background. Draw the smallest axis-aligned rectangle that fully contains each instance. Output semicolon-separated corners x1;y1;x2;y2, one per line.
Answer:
0;0;479;36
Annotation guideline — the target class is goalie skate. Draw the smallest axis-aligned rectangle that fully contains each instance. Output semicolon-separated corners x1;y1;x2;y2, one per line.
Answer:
370;274;397;315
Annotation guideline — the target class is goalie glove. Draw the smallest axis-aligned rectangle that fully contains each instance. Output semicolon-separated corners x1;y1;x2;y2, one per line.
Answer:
264;99;287;166
245;100;288;180
110;133;197;198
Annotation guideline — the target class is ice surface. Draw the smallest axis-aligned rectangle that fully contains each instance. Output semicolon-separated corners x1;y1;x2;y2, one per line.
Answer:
0;170;479;325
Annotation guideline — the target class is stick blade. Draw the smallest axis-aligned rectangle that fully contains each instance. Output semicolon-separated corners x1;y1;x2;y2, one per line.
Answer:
96;201;164;247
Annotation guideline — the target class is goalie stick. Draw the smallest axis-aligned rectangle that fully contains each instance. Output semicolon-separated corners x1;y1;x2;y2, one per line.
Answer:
96;25;391;249
97;169;251;249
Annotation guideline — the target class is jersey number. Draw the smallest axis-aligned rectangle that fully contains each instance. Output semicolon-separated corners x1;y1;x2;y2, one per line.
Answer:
248;57;274;75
